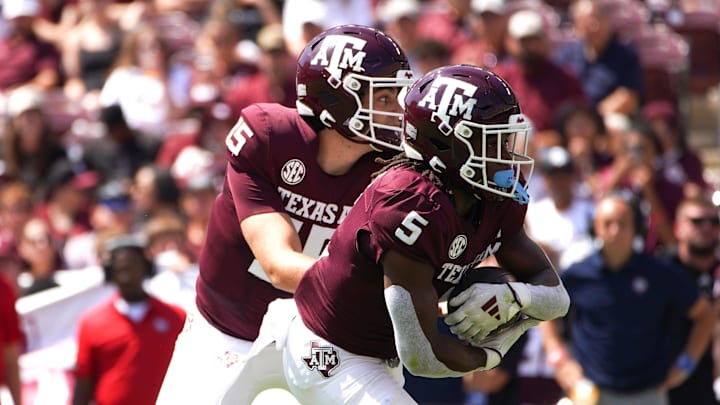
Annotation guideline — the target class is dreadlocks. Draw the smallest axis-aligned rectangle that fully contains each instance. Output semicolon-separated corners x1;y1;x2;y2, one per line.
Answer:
373;153;452;196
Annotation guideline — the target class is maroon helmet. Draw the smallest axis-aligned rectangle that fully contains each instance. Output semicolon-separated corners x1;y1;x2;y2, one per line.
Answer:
296;25;414;151
402;65;534;203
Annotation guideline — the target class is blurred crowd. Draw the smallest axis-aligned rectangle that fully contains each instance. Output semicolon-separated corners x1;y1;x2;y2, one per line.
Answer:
0;0;718;404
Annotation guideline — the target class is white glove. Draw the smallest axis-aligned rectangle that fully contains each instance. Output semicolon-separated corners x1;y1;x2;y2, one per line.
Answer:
472;315;539;370
445;282;527;342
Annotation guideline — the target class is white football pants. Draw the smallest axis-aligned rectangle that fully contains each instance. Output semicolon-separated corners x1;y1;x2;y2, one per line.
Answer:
155;302;297;405
273;298;417;405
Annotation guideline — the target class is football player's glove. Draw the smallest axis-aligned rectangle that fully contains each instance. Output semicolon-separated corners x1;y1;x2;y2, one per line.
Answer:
473;315;539;370
445;282;527;342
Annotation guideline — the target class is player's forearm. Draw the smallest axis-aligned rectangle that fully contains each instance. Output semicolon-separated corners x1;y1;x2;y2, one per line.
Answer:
385;285;494;377
433;334;498;373
684;297;715;362
509;282;570;321
265;252;316;293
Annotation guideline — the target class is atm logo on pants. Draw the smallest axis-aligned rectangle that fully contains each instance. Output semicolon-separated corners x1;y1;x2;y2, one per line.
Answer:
303;341;340;377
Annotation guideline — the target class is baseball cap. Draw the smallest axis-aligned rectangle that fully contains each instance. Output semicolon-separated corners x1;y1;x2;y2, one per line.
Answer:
538;146;574;173
471;0;506;15
6;86;44;118
2;0;40;19
508;9;545;39
378;0;421;24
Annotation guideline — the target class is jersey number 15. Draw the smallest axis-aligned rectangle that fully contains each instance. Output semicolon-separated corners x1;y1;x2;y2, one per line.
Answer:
226;118;254;156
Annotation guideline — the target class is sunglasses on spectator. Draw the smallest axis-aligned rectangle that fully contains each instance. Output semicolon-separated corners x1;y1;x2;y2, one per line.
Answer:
688;216;720;227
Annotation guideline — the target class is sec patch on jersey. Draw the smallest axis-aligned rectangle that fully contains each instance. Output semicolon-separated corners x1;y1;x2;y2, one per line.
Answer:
447;266;517;316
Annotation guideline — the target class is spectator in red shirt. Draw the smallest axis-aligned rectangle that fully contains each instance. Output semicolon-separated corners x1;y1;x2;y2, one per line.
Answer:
0;0;60;91
493;9;586;132
0;273;23;405
73;235;185;405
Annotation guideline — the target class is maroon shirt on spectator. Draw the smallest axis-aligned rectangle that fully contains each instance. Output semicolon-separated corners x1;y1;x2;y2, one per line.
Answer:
295;165;527;359
196;103;390;341
493;59;586;132
0;35;59;90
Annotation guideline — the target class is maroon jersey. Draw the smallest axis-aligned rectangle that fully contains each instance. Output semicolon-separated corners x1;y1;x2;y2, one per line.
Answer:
197;103;388;340
295;165;527;359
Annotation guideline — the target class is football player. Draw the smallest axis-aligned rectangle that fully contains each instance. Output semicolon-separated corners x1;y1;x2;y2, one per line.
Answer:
155;25;414;404
268;65;570;404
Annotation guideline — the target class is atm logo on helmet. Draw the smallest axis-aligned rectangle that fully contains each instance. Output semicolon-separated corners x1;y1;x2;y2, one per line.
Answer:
417;77;478;130
310;35;367;79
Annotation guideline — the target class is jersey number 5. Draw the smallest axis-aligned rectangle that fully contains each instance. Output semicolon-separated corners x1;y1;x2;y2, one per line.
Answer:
226;118;254;156
394;211;429;246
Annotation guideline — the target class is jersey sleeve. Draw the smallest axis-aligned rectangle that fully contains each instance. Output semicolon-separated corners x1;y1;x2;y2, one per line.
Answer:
225;104;273;175
224;105;286;222
366;181;450;266
227;164;286;223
